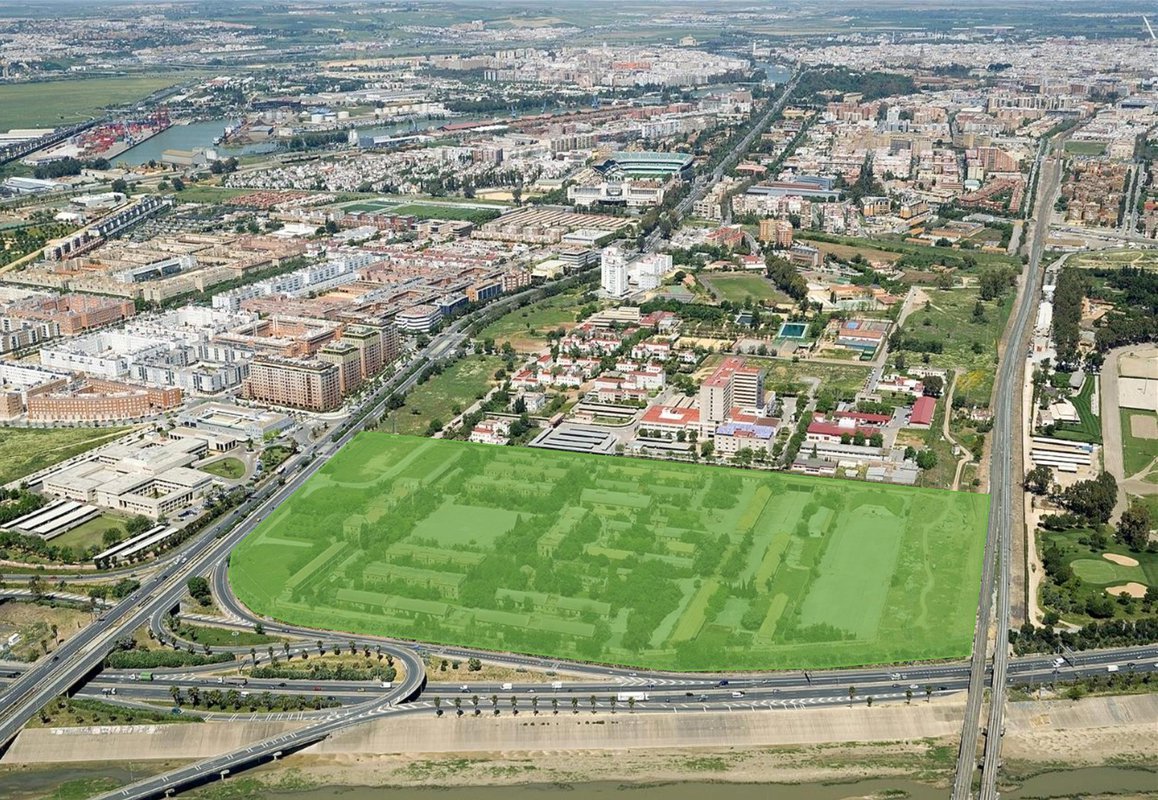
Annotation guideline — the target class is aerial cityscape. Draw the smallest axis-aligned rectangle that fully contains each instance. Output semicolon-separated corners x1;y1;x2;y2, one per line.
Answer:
0;1;1154;799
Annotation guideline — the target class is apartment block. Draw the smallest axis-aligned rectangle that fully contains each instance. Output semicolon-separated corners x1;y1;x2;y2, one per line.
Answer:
242;356;343;412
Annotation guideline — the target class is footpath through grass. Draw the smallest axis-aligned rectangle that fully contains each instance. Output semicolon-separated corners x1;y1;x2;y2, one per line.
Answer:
231;435;988;671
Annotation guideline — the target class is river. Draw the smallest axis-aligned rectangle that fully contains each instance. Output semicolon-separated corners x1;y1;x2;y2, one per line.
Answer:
4;765;1155;800
115;63;792;167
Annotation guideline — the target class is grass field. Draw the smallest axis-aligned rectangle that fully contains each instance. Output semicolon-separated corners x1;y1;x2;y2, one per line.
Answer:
49;512;131;554
896;288;1012;407
0;427;130;485
341;199;503;224
476;288;586;351
1063;140;1108;156
797;231;1019;272
703;273;790;305
1119;409;1158;477
174;185;259;205
230;435;989;671
701;353;870;397
0;74;196;131
1070;249;1158;270
1053;376;1101;444
388;355;505;436
200;457;246;480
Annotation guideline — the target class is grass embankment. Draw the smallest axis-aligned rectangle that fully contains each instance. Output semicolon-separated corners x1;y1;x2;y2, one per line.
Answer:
30;696;199;728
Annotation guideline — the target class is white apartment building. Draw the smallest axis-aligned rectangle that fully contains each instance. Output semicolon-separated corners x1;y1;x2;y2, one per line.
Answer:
600;247;629;298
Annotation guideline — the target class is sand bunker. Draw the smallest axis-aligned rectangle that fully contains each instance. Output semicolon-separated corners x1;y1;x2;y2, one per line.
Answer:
1105;582;1148;598
1103;552;1140;567
1129;413;1158;440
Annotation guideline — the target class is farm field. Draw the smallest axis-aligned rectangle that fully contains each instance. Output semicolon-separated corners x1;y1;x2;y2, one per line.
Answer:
230;435;989;671
703;273;790;305
476;287;588;352
0;74;197;131
0;426;130;485
893;287;1012;407
387;355;505;436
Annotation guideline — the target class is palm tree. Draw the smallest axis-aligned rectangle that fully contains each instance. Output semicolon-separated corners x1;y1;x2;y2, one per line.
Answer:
283;642;291;658
571;697;579;714
348;640;357;655
188;687;200;707
905;688;913;705
925;685;933;703
866;696;873;707
434;697;442;716
589;695;597;713
472;695;480;715
316;639;324;655
490;694;498;710
628;697;636;713
267;645;275;664
510;696;518;715
531;697;539;715
848;686;856;707
552;697;559;715
454;697;462;716
609;696;617;714
169;685;181;706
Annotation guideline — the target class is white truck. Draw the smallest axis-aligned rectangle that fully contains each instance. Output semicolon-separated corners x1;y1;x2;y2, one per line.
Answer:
616;691;649;702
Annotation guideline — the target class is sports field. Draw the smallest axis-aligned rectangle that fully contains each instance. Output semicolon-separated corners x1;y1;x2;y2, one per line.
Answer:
703;273;789;305
230;436;988;671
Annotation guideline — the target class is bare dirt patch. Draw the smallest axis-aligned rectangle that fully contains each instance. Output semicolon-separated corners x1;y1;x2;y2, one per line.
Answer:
1103;552;1140;567
1129;413;1157;440
1104;582;1147;598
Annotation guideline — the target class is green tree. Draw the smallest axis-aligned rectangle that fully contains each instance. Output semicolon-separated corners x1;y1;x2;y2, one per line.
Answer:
186;576;212;606
1025;465;1053;495
1116;501;1152;551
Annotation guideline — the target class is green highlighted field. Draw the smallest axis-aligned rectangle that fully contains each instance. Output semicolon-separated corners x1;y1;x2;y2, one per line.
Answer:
230;435;988;671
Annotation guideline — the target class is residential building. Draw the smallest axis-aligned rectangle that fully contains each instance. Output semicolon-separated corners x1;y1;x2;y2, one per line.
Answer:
601;247;629;297
242;356;343;412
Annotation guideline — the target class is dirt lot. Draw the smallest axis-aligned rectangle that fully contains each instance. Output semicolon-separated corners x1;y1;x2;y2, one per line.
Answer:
0;601;91;661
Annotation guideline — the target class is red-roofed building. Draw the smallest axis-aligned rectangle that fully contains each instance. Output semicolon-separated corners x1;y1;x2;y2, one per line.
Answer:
806;410;890;443
640;405;700;436
910;396;935;428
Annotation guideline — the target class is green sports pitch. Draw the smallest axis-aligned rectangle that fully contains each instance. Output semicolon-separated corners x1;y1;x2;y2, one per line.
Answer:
230;435;988;671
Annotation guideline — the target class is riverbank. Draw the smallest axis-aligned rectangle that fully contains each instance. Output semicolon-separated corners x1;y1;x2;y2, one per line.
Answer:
3;694;1154;798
